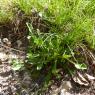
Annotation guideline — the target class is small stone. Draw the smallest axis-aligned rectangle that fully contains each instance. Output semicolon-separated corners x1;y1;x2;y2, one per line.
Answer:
60;89;73;95
0;52;8;61
3;38;9;43
61;81;72;91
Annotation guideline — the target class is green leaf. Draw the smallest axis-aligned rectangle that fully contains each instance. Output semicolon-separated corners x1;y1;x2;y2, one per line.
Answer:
66;59;87;70
74;63;87;70
37;63;43;70
12;64;24;71
63;54;71;59
12;60;24;71
52;62;60;74
34;37;43;46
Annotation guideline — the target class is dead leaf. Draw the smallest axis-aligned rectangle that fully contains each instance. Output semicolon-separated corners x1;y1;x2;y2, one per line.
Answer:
85;74;95;81
73;76;89;86
77;72;88;83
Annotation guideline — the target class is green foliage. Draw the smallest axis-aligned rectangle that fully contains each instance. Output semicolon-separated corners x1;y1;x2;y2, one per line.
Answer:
12;59;24;71
0;0;14;22
27;22;87;73
26;0;95;84
27;23;64;71
14;0;33;14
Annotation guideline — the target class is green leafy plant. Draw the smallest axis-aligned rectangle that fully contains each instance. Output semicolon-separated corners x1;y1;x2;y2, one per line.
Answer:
12;59;24;71
26;22;87;79
25;0;95;84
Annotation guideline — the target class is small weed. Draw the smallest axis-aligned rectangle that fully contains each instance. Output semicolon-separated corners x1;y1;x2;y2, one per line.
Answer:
12;59;24;71
26;0;95;85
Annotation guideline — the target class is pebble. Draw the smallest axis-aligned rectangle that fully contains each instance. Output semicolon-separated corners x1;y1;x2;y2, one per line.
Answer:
61;81;72;90
0;53;8;61
60;89;73;95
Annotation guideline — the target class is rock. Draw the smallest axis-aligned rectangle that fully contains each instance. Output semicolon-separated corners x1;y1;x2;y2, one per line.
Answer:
2;38;11;47
60;89;73;95
0;52;8;61
61;81;72;91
